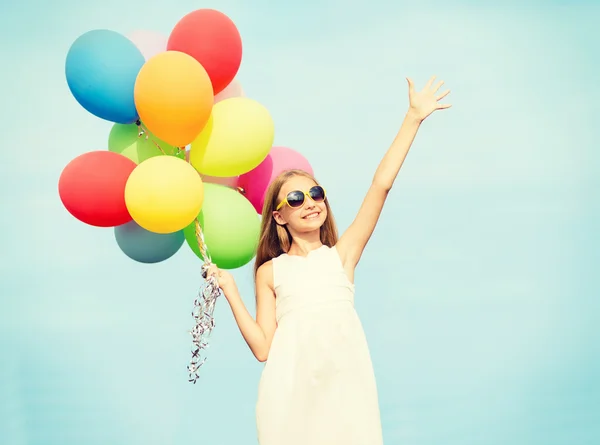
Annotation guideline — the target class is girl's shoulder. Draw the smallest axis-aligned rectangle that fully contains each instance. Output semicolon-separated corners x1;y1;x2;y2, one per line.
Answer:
256;259;274;288
256;259;274;275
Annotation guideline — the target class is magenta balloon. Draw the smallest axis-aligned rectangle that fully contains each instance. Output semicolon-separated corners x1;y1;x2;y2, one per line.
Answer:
237;146;314;213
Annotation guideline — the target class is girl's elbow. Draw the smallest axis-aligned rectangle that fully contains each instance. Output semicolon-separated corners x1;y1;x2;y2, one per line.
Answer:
253;332;274;362
254;345;270;362
372;178;393;193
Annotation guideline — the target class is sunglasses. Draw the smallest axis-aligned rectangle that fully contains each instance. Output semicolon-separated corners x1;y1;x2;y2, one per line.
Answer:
275;185;327;211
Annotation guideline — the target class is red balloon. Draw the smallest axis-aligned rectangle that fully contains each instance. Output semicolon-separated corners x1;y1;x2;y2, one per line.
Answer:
167;9;242;95
58;151;137;227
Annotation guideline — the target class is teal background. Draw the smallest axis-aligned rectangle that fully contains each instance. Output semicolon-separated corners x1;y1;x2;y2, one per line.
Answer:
1;0;598;444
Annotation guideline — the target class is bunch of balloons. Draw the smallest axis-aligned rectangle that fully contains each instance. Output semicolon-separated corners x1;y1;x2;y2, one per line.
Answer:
58;8;314;270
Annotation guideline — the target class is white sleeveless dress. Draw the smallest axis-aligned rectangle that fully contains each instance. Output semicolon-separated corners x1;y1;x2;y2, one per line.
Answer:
256;245;383;445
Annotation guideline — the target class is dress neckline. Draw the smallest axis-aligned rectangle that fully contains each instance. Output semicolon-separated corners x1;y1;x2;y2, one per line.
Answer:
283;244;327;258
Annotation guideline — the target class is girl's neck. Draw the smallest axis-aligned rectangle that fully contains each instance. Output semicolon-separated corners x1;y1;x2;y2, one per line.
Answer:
288;231;322;257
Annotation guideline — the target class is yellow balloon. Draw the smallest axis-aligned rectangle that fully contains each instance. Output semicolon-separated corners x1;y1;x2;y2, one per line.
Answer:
125;156;204;234
189;97;275;177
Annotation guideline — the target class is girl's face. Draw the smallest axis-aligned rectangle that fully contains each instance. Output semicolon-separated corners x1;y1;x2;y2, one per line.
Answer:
272;175;328;232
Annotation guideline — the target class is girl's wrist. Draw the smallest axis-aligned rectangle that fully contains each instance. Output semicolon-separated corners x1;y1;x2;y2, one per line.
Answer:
222;285;240;303
406;107;423;124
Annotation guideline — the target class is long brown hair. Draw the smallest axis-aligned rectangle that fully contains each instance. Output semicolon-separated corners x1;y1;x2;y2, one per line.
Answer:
253;169;338;280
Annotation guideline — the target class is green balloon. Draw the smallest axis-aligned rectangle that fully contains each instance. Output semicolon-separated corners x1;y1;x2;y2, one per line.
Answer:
184;183;260;270
108;123;185;164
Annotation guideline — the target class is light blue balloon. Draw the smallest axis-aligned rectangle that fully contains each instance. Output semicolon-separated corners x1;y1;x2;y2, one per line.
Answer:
115;221;185;264
65;29;145;124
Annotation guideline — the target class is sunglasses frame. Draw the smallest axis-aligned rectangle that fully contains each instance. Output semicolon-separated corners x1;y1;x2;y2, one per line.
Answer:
275;185;327;211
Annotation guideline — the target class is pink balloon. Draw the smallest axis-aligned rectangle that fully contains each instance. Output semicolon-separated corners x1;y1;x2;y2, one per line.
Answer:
237;146;314;213
127;30;168;60
214;79;245;103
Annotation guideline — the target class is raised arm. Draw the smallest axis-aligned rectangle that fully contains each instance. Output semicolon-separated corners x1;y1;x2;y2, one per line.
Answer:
337;76;451;269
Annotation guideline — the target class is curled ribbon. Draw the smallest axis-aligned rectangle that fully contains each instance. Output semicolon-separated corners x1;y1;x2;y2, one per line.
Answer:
187;218;222;383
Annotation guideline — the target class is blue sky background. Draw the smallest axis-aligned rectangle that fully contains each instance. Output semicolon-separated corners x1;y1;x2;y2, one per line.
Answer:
1;0;599;444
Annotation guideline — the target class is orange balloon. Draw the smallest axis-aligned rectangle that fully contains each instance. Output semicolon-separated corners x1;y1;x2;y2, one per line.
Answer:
134;51;213;147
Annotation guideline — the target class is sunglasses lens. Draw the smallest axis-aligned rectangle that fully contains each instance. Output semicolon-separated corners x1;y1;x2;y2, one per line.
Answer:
286;191;305;208
309;185;325;202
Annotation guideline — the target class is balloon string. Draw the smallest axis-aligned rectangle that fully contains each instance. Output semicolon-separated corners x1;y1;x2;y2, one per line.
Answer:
194;218;210;263
135;121;167;156
187;218;222;383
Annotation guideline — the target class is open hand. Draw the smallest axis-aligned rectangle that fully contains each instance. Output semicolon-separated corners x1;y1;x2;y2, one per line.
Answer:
406;76;451;122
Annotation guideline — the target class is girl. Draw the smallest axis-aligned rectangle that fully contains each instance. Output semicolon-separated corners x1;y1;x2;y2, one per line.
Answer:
207;76;451;444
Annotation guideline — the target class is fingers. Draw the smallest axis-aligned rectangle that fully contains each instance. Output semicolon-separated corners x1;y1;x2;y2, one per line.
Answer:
206;264;220;279
436;89;451;109
436;89;451;101
411;76;446;93
407;75;452;111
425;75;436;89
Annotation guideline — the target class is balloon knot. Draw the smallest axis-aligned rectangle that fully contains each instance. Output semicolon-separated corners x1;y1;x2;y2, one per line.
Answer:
236;186;246;195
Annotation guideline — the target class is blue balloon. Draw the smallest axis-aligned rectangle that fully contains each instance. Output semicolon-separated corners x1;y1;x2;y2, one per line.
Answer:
65;29;145;124
115;221;185;264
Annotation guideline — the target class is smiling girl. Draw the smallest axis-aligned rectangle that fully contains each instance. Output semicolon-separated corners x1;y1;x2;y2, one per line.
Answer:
207;76;451;444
